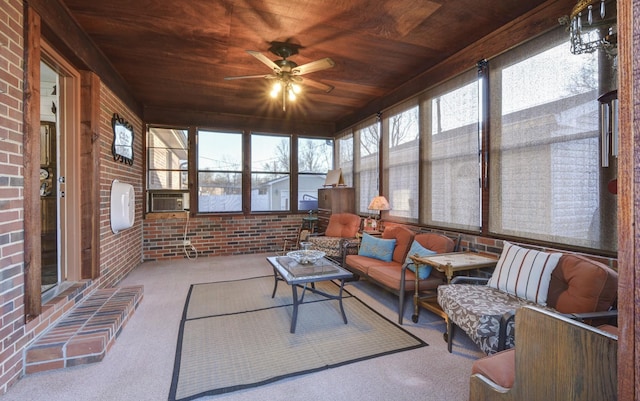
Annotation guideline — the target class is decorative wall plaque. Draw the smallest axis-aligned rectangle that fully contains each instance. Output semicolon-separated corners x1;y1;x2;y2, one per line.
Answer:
111;113;134;165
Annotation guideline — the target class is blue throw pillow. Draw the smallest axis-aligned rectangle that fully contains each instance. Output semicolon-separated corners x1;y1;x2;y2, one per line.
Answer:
358;233;396;262
403;240;437;279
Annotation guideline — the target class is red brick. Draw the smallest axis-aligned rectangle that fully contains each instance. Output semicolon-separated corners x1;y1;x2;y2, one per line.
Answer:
25;360;65;374
25;344;64;363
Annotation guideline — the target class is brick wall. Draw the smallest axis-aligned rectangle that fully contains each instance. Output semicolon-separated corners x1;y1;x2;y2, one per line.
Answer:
143;213;303;260
0;0;25;392
0;2;145;393
98;85;143;287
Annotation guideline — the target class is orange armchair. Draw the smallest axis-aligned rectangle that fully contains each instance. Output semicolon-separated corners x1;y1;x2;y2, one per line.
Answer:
307;213;361;261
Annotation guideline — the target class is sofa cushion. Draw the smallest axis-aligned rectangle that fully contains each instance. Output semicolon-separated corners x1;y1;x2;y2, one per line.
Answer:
403;240;437;279
471;349;516;389
369;264;443;292
358;233;396;261
382;226;414;263
546;254;618;313
325;213;361;237
488;241;562;306
414;233;456;254
344;254;375;276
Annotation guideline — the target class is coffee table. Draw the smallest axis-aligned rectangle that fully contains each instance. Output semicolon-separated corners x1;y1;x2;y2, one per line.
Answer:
267;256;353;333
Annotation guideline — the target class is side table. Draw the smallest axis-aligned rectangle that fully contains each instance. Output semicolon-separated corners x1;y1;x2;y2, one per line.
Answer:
408;252;498;324
301;216;318;233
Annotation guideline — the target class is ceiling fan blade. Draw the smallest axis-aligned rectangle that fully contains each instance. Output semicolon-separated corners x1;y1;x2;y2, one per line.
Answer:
224;74;273;80
246;50;281;73
300;77;334;93
292;58;335;75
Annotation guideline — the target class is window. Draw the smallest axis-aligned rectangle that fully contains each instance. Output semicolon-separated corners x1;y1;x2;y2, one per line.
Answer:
251;133;290;211
197;130;242;212
336;132;354;186
147;127;189;190
489;27;615;251
298;137;333;211
355;121;380;214
385;105;419;220
422;71;481;231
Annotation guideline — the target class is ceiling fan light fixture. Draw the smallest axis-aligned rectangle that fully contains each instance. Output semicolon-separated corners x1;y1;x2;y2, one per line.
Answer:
270;81;282;98
224;41;335;112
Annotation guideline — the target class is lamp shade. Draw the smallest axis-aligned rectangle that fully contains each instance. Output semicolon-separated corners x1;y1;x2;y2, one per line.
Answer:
368;196;390;211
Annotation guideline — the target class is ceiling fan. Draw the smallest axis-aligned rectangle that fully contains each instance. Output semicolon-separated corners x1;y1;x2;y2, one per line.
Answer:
224;41;335;111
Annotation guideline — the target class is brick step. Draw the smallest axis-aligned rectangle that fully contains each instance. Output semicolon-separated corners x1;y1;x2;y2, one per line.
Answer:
25;286;144;374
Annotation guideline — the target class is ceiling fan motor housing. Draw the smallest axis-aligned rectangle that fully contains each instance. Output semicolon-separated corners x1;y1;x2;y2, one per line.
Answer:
268;41;301;59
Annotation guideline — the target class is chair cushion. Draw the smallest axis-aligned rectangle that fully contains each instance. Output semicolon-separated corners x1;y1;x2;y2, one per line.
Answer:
307;236;343;257
471;349;516;389
403;240;437;279
325;213;361;238
487;241;562;306
358;233;396;262
437;284;550;354
546;254;618;313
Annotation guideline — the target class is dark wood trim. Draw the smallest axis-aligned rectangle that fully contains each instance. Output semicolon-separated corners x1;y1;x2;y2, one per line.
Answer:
242;131;251;214
23;5;42;318
290;134;298;212
187;126;197;214
616;0;635;398
336;0;576;131
27;0;141;116
144;106;334;137
478;60;490;236
79;71;101;279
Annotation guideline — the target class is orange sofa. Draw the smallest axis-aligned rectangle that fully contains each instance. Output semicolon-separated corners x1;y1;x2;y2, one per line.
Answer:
344;226;456;324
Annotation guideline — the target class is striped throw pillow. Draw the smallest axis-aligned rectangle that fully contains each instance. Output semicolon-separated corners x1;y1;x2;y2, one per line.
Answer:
487;242;562;305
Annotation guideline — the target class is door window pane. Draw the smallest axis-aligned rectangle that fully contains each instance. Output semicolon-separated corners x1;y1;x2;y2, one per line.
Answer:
298;137;333;211
423;73;481;231
147;127;188;190
489;28;615;251
197;130;242;212
356;122;380;214
386;105;419;219
251;134;290;211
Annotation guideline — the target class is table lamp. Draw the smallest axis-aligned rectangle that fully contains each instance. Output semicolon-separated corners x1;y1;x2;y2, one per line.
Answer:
367;196;390;231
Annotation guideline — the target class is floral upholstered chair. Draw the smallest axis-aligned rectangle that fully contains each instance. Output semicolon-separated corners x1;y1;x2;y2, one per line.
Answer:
307;213;361;262
437;242;618;354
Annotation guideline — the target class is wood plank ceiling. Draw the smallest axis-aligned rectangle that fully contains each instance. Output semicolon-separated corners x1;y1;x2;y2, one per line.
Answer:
59;0;552;127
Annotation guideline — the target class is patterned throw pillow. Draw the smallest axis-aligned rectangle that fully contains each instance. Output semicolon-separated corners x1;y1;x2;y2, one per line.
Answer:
403;240;437;279
358;233;396;262
487;241;562;305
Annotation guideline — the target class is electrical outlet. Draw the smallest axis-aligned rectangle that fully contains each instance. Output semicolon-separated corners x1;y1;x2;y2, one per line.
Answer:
183;240;191;246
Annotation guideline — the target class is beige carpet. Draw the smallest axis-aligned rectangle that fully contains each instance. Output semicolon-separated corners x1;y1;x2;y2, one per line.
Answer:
169;276;427;401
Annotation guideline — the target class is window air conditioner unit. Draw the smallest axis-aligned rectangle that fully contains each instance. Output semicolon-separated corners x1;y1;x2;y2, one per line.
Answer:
149;192;188;212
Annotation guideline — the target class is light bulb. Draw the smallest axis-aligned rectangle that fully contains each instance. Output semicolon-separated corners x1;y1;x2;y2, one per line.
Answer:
292;84;301;94
288;89;296;101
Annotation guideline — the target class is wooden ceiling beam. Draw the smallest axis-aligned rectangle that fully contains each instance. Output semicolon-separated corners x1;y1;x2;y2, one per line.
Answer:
336;0;576;131
27;0;142;116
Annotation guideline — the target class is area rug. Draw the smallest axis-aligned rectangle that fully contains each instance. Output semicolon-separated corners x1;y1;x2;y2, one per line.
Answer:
168;275;427;401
